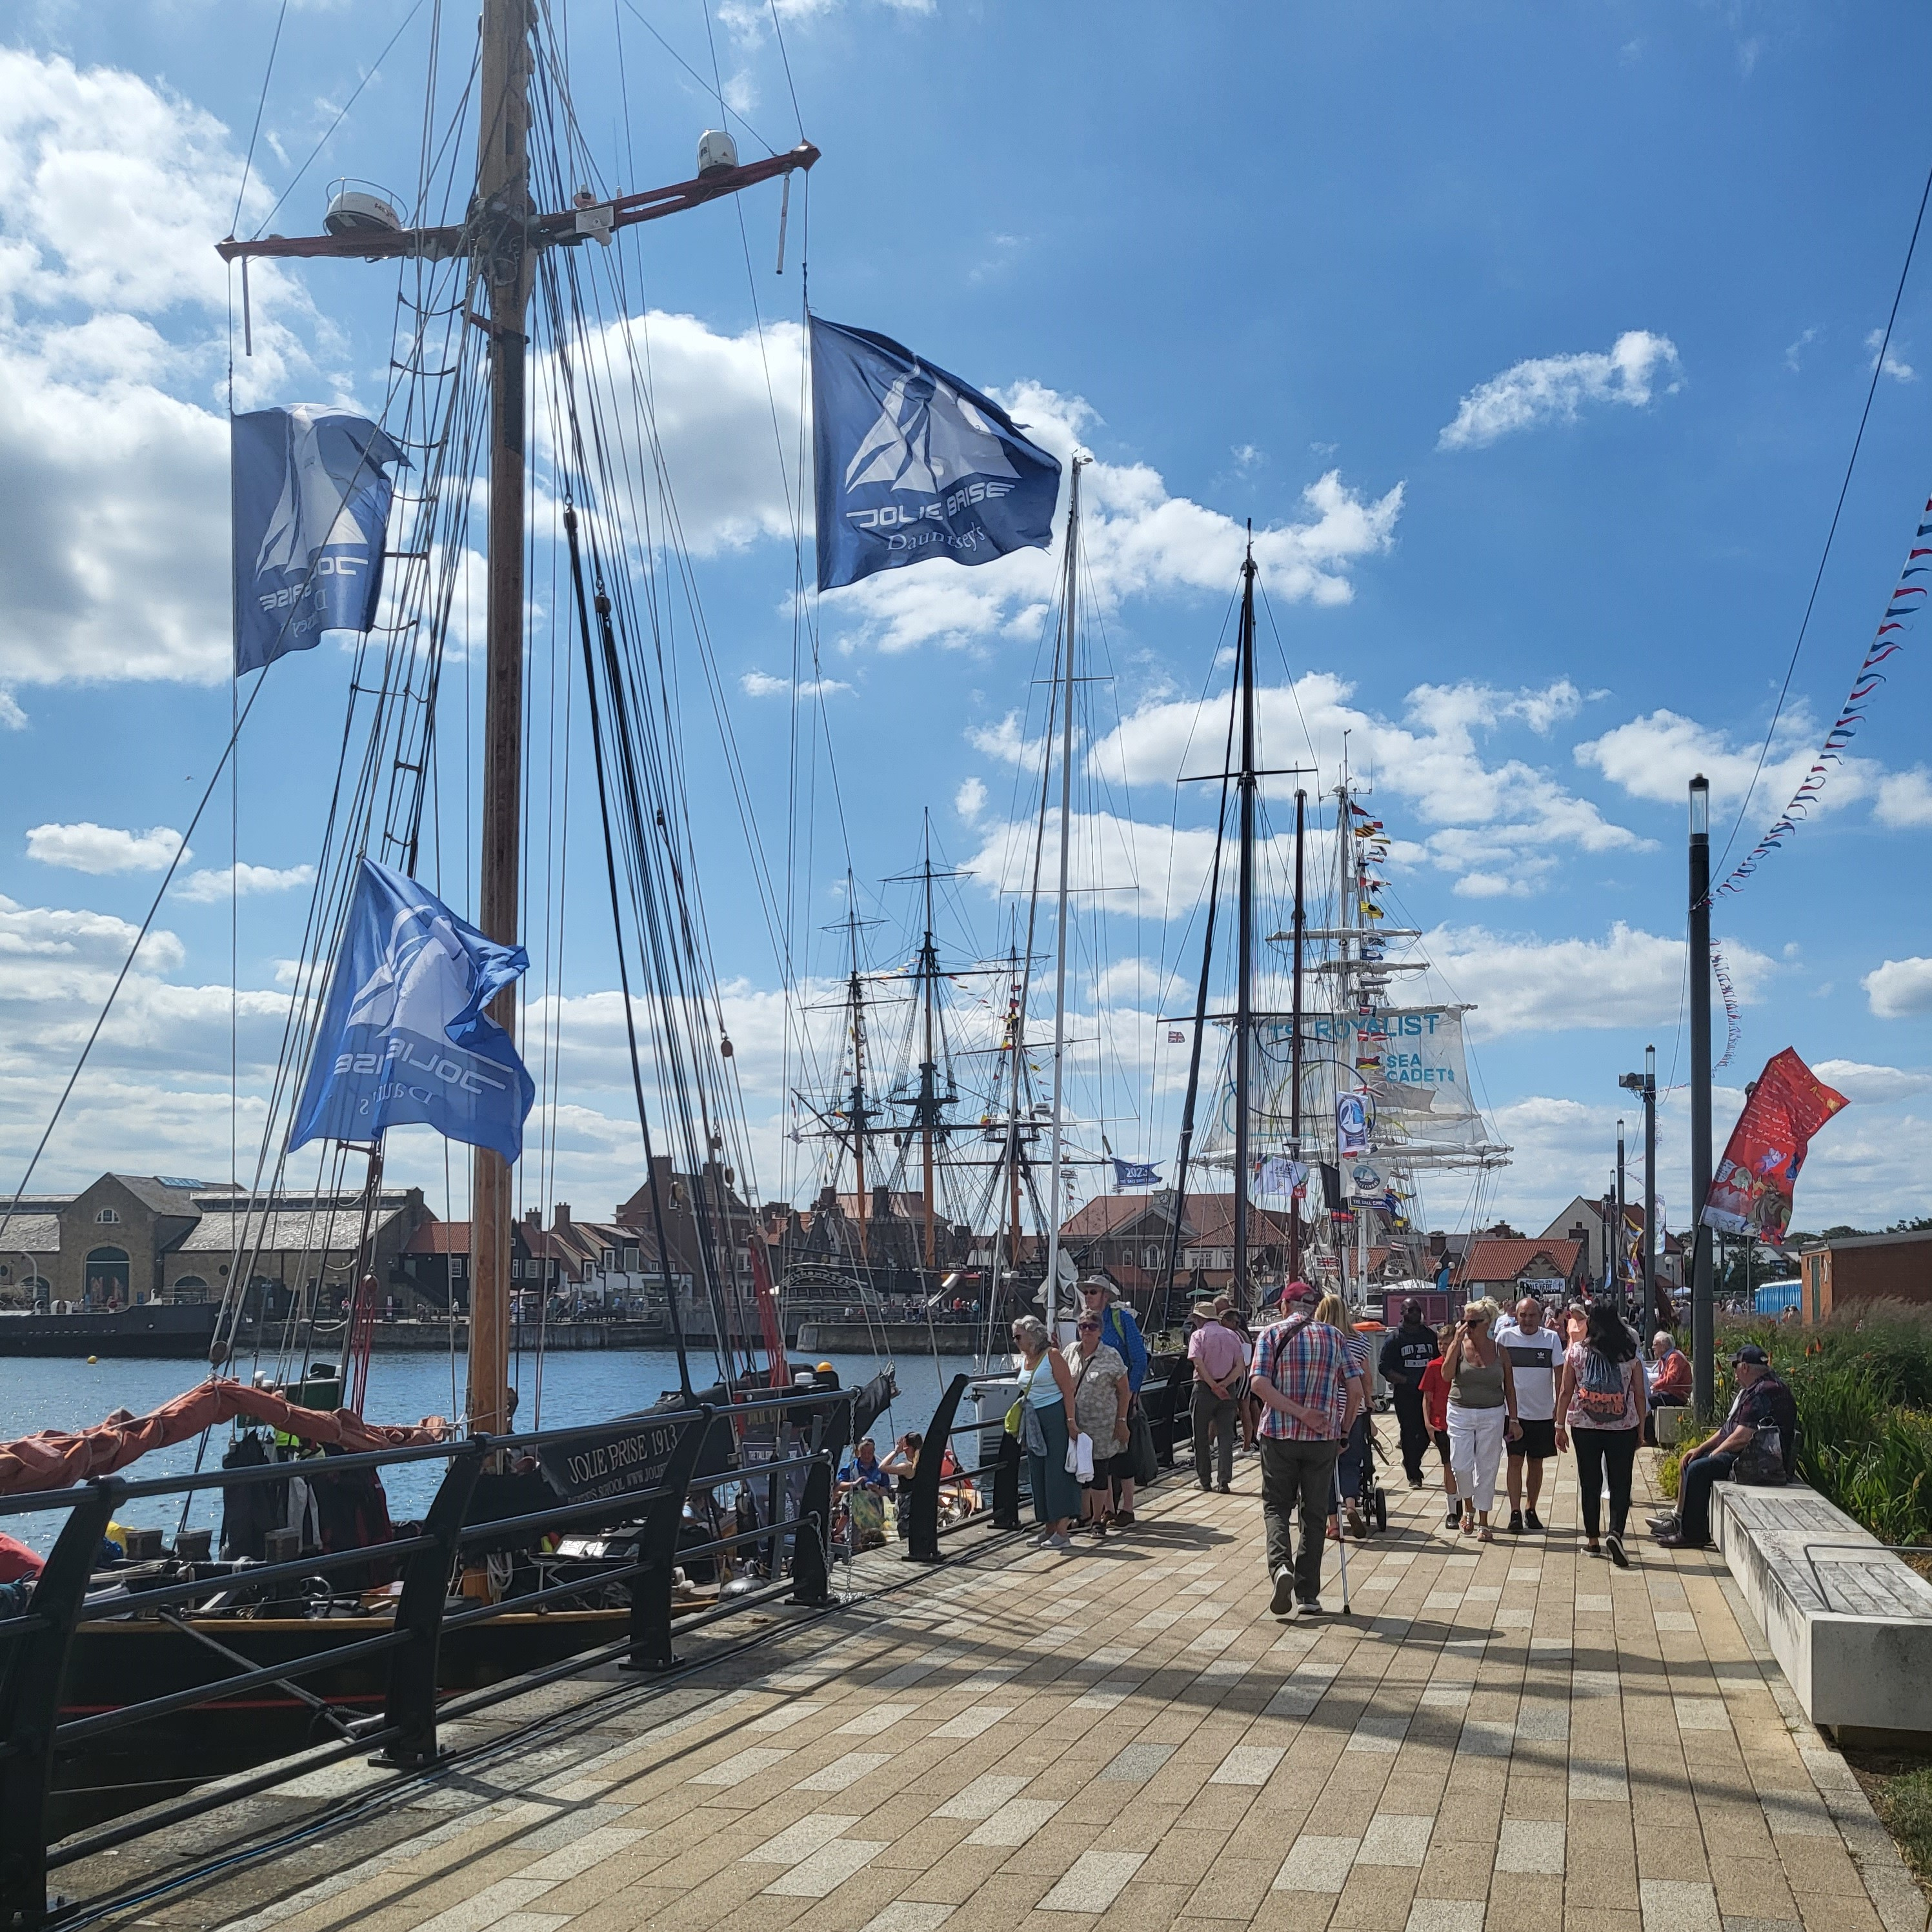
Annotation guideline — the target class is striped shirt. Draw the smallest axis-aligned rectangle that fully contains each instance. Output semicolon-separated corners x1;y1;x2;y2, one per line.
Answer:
1253;1317;1352;1442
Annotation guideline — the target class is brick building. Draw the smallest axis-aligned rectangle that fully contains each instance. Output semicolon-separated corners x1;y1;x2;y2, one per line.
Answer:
1798;1229;1932;1325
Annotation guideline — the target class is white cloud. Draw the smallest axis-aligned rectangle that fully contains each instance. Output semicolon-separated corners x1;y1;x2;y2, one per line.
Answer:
1786;327;1818;372
1423;921;1774;1039
1864;956;1932;1020
172;862;316;903
1575;703;1874;818
960;810;1223;919
0;49;328;690
25;820;187;874
967;711;1053;772
1867;328;1916;384
1438;330;1682;451
823;381;1402;654
1810;1060;1932;1105
0;691;23;729
738;669;852;701
954;775;987;821
1876;767;1932;828
1093;673;1641;894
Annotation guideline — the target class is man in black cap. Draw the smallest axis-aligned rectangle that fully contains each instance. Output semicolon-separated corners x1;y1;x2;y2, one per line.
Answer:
1377;1297;1438;1489
1652;1344;1797;1549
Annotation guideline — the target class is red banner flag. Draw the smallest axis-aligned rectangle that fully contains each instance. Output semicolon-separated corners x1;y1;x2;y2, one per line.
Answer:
1700;1047;1849;1243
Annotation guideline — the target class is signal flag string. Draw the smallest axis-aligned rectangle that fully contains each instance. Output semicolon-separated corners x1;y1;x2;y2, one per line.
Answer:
1717;487;1932;896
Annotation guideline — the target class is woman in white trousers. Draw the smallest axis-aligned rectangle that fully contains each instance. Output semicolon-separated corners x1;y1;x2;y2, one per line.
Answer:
1440;1297;1520;1542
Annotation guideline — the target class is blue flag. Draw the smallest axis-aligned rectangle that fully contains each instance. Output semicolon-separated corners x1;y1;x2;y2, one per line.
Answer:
811;315;1061;591
1112;1158;1162;1190
290;858;535;1163
233;404;405;675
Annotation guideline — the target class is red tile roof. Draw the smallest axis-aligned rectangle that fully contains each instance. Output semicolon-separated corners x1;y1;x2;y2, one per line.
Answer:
1454;1238;1582;1289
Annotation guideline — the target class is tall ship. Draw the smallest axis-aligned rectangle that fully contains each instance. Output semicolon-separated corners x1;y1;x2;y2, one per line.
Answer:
1162;553;1511;1327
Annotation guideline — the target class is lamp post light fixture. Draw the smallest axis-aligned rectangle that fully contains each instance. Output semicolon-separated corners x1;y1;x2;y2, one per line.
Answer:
1619;1045;1658;1329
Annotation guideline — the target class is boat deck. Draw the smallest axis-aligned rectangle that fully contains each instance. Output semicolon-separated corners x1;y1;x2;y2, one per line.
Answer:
66;1458;1925;1932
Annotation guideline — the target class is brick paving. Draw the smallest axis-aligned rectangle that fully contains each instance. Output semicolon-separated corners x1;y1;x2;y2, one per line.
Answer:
145;1452;1925;1932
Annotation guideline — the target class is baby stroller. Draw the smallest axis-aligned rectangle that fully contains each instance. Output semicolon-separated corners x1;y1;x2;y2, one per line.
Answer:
1353;1431;1389;1535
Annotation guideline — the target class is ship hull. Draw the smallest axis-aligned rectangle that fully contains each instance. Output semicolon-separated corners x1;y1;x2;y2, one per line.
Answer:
0;1305;221;1358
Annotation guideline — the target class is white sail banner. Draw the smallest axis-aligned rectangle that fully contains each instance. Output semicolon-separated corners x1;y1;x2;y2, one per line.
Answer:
1199;1006;1492;1162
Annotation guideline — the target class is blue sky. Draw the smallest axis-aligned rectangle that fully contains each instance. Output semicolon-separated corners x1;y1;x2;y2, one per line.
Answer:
2;0;1929;1240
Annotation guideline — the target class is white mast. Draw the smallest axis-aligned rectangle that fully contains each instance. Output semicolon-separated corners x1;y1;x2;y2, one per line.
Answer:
1041;458;1085;1344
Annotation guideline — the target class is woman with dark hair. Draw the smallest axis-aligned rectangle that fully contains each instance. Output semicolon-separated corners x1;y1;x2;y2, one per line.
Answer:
1555;1301;1649;1567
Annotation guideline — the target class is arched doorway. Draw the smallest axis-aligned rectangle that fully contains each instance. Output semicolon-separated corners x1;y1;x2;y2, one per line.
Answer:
85;1245;130;1307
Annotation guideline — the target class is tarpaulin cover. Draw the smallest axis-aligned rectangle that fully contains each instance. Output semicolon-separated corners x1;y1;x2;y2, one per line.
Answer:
0;1380;450;1497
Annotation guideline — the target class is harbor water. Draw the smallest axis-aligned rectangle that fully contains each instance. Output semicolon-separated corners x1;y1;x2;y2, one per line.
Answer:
1;1345;987;1553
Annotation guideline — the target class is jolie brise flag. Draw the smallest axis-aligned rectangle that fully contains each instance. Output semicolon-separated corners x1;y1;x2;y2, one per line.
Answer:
290;858;535;1163
810;316;1061;591
1700;1048;1849;1243
233;405;405;674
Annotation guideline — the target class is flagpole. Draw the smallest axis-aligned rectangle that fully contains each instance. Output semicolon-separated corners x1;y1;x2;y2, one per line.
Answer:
1041;458;1083;1343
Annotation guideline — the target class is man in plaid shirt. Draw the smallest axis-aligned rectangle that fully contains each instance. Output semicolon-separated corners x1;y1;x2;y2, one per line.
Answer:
1251;1283;1364;1615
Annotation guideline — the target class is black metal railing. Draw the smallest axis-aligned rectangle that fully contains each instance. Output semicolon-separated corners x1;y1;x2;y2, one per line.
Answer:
0;1369;1058;1930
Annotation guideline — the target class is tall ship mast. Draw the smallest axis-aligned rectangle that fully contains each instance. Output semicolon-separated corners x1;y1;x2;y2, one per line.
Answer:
1167;585;1511;1314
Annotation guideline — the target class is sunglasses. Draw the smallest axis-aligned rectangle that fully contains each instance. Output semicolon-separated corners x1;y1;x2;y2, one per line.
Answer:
1076;1321;1100;1331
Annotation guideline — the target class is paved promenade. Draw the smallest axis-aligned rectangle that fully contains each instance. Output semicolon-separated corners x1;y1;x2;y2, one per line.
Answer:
109;1455;1927;1932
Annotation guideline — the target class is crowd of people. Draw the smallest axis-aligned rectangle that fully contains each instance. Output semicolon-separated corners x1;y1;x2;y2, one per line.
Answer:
1005;1275;1793;1612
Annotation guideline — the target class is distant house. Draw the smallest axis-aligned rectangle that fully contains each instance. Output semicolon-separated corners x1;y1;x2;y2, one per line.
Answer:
0;1172;428;1315
1539;1196;1684;1291
1454;1237;1585;1303
1057;1191;1298;1306
1798;1229;1932;1325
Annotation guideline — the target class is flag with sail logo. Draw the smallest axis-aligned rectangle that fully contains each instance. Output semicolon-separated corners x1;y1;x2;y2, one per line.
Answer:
233;405;406;675
290;858;535;1162
810;316;1061;590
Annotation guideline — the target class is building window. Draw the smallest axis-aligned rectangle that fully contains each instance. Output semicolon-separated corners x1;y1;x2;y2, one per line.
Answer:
623;1246;639;1271
450;1256;465;1278
95;1207;121;1225
603;1248;618;1271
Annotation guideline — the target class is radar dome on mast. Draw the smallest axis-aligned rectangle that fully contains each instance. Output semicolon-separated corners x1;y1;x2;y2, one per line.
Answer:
323;179;403;237
696;129;738;176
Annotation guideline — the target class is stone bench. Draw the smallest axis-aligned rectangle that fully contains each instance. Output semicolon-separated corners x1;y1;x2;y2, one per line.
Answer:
1712;1480;1932;1742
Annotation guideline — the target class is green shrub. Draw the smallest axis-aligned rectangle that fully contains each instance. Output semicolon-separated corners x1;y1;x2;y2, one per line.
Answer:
1656;1426;1715;1500
1709;1309;1932;1547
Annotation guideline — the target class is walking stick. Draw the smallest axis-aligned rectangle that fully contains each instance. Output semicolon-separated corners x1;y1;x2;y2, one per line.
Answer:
1331;1468;1353;1614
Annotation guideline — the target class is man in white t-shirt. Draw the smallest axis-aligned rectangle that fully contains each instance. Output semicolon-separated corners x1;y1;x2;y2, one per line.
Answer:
1494;1294;1563;1534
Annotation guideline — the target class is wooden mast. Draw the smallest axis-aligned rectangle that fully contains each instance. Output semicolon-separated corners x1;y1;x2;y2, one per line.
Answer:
1231;535;1258;1313
469;0;535;1437
214;10;820;1440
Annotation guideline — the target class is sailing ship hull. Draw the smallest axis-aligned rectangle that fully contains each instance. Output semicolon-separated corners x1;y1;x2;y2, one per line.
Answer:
0;1305;221;1358
51;1607;629;1835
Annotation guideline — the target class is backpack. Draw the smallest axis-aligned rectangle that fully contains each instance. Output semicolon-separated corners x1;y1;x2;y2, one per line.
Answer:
1573;1349;1629;1425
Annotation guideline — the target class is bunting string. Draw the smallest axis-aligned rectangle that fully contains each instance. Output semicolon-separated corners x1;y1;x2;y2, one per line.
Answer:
1717;489;1932;896
1711;941;1742;1071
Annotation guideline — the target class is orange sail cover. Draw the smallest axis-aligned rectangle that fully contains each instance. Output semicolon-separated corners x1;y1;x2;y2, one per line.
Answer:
0;1380;451;1497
